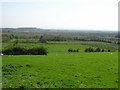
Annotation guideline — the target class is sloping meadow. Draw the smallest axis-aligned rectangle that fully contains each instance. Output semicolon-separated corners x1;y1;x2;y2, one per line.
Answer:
2;42;118;88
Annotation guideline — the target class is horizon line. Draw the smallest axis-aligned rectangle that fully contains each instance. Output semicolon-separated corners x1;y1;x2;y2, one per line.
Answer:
0;27;118;31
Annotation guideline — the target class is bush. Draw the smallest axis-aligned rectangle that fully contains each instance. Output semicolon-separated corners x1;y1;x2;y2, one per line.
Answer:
95;47;101;52
3;47;26;55
84;47;94;52
68;48;79;52
84;47;111;52
26;47;48;55
108;49;111;52
68;49;72;52
101;49;105;52
3;47;48;55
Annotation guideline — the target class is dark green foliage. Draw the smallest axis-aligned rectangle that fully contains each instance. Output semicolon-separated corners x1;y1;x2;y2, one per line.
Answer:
108;49;111;52
3;47;25;55
9;34;18;40
3;47;48;55
68;49;72;52
95;47;101;52
85;47;94;52
26;64;31;67
2;64;23;75
13;38;18;47
85;47;110;52
68;48;79;52
101;49;105;52
27;47;48;55
76;49;79;52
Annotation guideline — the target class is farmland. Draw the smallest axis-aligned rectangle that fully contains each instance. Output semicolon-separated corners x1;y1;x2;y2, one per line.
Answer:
1;28;119;88
2;52;118;88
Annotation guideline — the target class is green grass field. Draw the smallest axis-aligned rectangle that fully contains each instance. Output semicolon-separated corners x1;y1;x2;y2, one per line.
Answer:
2;42;118;88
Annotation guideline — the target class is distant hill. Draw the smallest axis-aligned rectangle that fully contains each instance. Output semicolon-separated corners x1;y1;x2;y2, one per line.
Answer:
1;27;117;34
1;28;48;33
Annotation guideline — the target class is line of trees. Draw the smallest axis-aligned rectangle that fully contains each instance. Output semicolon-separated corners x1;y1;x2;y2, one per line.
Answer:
3;32;118;45
3;47;48;55
84;47;111;52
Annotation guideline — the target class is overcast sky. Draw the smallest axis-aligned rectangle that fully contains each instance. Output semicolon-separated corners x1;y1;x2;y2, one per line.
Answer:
0;0;119;31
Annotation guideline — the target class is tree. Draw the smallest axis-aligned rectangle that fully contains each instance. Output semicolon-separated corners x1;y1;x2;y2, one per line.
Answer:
76;49;79;52
95;47;101;52
101;49;104;52
84;47;94;52
108;49;111;52
39;35;47;43
68;49;72;52
3;47;48;55
13;36;18;47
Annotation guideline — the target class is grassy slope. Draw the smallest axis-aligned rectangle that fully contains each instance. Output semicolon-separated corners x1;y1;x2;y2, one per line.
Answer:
2;42;118;88
2;41;118;52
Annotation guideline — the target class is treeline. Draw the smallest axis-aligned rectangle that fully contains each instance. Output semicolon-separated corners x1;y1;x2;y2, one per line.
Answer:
39;35;117;44
3;47;48;55
3;32;118;45
84;47;111;52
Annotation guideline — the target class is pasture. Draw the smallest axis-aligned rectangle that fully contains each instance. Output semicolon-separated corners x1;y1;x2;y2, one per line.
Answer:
2;42;118;88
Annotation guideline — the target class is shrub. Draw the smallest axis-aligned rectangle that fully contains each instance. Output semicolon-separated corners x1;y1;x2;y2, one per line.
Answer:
26;47;48;55
3;47;25;55
3;47;48;55
84;47;94;52
26;64;31;67
68;49;72;52
76;49;79;52
95;47;101;52
68;48;79;52
101;49;105;52
84;47;111;52
108;49;111;52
